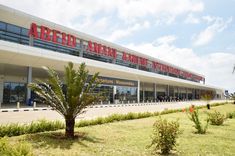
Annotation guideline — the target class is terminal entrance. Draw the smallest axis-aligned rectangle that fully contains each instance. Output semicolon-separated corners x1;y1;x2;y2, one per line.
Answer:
0;64;223;106
3;82;26;105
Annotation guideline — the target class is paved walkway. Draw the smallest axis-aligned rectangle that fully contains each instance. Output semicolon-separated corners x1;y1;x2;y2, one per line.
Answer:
0;100;228;124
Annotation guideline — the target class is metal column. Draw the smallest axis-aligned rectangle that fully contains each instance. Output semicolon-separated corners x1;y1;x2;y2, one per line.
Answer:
79;39;84;57
26;67;32;105
167;85;170;96
154;83;157;101
137;80;140;103
186;88;188;100
142;82;145;102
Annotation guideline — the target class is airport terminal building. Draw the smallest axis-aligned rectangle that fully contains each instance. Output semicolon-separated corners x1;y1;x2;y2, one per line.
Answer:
0;5;224;106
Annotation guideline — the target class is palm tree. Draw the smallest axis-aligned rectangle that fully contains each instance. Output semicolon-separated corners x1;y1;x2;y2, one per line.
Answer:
28;62;102;138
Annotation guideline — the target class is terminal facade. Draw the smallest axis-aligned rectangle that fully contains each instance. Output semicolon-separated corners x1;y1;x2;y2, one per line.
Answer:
0;5;224;106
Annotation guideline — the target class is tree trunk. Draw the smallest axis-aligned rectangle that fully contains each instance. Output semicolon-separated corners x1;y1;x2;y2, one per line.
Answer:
65;117;75;138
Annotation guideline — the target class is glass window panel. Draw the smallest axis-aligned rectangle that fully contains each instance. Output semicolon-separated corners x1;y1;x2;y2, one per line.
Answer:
21;28;28;36
0;21;6;30
7;24;21;34
3;83;11;103
10;83;19;103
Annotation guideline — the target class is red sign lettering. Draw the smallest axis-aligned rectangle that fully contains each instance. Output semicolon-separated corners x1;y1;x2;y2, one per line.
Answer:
29;23;204;82
28;23;38;38
87;41;117;59
29;23;76;48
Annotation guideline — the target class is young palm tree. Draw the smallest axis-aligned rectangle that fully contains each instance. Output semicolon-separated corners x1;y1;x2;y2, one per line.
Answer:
28;62;102;138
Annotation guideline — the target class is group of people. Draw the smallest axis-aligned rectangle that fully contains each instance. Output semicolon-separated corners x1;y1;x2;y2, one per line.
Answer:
145;95;193;102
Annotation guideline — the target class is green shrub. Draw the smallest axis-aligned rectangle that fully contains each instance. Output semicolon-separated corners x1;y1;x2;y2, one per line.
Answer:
0;137;33;156
207;111;226;126
26;119;64;133
187;107;209;134
226;112;235;119
0;120;64;137
148;118;180;155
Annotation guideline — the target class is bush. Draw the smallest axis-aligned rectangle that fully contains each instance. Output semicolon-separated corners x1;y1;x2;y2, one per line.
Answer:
207;111;226;125
148;118;180;155
0;137;33;156
226;112;235;119
26;119;64;133
186;106;209;134
0;120;64;137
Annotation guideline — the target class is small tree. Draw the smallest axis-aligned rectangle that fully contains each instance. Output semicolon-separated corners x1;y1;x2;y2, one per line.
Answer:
28;62;102;138
186;106;209;134
148;118;180;155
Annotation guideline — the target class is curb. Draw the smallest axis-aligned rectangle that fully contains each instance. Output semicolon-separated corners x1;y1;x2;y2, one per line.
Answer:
0;103;167;112
0;107;52;113
0;100;226;113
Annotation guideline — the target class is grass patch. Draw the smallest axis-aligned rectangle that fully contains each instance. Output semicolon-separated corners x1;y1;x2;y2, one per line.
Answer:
0;137;33;156
4;103;235;156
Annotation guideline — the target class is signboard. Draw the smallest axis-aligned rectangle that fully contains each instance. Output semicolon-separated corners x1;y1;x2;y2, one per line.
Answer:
28;23;204;82
96;76;137;87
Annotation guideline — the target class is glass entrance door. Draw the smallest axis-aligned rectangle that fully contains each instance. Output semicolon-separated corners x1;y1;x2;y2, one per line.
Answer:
3;82;26;105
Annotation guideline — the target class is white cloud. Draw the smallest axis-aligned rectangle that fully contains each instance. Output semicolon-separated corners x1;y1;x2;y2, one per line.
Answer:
193;17;233;46
0;0;204;33
126;38;235;92
107;21;150;42
116;0;204;22
153;35;177;46
73;17;110;37
202;16;216;24
184;14;200;24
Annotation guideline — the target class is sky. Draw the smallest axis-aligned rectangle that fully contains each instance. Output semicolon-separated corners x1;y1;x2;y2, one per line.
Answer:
1;0;235;92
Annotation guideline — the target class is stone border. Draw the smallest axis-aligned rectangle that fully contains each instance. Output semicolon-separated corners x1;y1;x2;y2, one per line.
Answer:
0;102;171;112
0;100;228;113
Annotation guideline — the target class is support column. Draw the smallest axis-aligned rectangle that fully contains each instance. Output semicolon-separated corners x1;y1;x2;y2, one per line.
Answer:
26;67;32;105
186;88;188;100
137;80;140;103
192;89;195;99
79;39;84;57
154;83;157;101
167;85;169;96
113;86;116;104
178;87;181;100
0;75;3;104
143;82;145;102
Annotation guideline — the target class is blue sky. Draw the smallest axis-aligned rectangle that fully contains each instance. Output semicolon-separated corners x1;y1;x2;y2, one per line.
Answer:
1;0;235;92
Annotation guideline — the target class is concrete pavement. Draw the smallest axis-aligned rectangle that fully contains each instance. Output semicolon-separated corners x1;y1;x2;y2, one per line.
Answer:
0;100;228;124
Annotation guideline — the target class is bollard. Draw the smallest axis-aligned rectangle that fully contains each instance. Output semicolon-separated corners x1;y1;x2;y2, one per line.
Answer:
33;102;36;109
122;101;124;104
108;101;110;104
0;102;1;109
100;101;103;105
17;102;20;109
127;101;129;104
